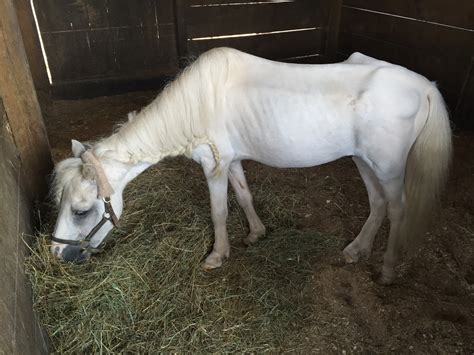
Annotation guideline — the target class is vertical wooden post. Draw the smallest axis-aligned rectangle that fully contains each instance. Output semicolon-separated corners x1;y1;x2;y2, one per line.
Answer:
174;0;189;67
325;0;342;62
13;0;50;92
0;0;53;200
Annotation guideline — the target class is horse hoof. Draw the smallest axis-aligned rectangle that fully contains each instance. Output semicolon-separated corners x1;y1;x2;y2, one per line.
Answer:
202;252;224;270
243;228;265;246
343;243;371;263
377;272;395;286
243;234;258;246
343;245;359;263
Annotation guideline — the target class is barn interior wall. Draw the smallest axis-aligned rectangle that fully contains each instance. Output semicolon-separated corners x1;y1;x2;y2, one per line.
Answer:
31;0;341;98
337;0;474;129
0;0;53;352
0;101;48;354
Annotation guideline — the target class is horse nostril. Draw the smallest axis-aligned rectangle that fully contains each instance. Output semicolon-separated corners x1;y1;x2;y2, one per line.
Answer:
61;245;91;263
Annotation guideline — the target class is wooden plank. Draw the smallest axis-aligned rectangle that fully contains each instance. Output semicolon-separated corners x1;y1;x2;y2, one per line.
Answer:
43;27;178;82
0;0;53;199
111;26;178;76
106;0;157;27
187;0;296;5
324;0;342;61
14;0;50;91
343;0;474;30
83;0;109;28
455;57;474;129
184;0;325;39
41;31;94;81
341;6;474;60
34;0;89;31
175;0;190;64
187;28;325;61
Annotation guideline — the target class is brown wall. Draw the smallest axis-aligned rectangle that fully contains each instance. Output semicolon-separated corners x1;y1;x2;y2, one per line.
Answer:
0;101;48;354
0;0;52;352
27;0;474;128
338;0;474;129
33;0;179;85
32;0;341;97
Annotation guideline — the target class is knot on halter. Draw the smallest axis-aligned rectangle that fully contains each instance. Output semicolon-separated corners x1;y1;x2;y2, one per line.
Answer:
81;150;115;198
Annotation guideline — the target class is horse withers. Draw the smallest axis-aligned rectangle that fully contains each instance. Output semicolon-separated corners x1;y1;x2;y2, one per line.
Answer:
50;48;452;284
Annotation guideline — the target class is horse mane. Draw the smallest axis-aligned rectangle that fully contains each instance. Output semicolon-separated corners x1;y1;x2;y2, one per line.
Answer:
52;158;83;205
93;47;234;164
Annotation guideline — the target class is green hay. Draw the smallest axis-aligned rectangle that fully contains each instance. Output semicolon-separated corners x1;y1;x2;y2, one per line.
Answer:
26;158;344;353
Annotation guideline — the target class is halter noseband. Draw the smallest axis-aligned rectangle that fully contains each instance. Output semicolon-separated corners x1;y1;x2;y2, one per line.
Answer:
51;150;119;255
51;197;119;254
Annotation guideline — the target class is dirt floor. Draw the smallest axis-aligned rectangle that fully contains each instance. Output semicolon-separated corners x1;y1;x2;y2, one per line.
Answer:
41;91;474;353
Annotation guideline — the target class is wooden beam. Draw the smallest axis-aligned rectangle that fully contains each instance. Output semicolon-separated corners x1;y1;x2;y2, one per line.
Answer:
325;0;342;61
13;0;50;92
174;0;189;67
0;0;53;200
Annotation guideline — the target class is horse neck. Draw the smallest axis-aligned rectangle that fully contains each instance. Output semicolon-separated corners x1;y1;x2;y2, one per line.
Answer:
99;86;208;165
101;158;151;193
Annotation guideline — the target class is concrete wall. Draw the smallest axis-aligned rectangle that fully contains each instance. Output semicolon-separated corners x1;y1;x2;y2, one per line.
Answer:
0;100;48;353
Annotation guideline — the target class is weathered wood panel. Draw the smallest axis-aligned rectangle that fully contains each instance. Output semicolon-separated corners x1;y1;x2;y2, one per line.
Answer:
13;0;50;91
176;0;340;64
188;28;325;62
338;1;474;129
0;1;51;352
344;0;474;30
456;57;474;129
184;0;326;38
34;0;178;84
0;0;53;199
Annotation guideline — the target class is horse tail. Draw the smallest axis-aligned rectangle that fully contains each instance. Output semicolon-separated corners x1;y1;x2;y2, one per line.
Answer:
398;84;452;254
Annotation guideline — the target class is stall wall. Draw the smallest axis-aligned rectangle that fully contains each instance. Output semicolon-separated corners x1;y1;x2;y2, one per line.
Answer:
32;0;341;97
0;101;48;354
0;0;52;352
338;0;474;129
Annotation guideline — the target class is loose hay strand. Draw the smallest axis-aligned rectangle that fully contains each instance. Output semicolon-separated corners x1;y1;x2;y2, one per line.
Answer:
26;158;343;353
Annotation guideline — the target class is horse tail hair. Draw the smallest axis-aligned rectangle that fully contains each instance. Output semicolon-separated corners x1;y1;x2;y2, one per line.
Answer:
398;84;452;254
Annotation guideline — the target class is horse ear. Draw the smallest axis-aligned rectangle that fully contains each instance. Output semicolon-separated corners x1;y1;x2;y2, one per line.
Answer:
71;139;87;157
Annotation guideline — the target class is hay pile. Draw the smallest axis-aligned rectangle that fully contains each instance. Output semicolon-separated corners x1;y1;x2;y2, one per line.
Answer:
26;158;344;352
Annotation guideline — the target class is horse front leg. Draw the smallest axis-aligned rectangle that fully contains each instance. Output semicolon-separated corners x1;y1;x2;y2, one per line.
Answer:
202;163;231;270
229;161;266;245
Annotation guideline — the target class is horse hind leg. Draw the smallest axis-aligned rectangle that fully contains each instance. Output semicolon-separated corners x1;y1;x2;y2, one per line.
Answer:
378;175;406;284
229;161;266;245
343;157;387;263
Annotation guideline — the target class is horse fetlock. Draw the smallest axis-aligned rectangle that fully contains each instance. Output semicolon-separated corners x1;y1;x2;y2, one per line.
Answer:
378;263;396;285
243;226;266;246
202;250;228;270
343;242;372;263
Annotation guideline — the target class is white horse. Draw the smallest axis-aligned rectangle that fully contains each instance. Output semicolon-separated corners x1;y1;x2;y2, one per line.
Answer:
51;48;452;284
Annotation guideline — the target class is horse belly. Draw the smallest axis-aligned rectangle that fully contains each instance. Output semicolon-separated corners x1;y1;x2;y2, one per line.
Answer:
228;91;356;168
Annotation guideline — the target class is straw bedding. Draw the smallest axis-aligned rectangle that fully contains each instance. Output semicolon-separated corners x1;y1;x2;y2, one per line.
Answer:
26;157;343;353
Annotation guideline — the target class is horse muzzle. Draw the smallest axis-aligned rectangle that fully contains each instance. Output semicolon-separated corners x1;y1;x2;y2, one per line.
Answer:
60;245;92;263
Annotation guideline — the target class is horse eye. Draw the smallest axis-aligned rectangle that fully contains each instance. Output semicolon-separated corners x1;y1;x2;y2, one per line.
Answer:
73;209;90;217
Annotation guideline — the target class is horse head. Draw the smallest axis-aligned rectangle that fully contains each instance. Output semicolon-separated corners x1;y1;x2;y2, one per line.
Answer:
51;140;126;263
